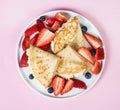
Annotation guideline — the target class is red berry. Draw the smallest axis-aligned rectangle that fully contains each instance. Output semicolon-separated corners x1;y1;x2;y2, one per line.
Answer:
52;76;66;96
25;24;38;37
61;79;74;95
92;61;101;74
55;12;68;22
95;48;104;60
19;51;28;68
36;20;45;32
45;18;57;27
73;79;87;89
22;37;30;51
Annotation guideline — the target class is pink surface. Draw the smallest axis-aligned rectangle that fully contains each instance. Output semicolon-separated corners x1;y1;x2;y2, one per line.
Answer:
0;0;120;110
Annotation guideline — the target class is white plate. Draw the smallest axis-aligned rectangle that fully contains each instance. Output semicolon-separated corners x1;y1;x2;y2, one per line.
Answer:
16;10;106;99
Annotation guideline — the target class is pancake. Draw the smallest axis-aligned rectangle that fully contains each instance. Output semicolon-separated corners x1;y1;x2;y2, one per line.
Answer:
53;16;85;53
26;45;60;88
56;46;93;79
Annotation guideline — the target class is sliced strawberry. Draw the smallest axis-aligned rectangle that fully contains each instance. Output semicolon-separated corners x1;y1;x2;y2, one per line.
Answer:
45;17;57;27
19;51;28;68
92;61;101;75
22;37;30;51
29;33;39;45
40;43;51;51
61;79;74;95
25;24;38;37
36;28;55;47
74;79;87;89
96;48;104;60
36;19;45;32
78;47;95;64
51;21;61;32
55;12;68;22
52;76;66;96
83;33;103;49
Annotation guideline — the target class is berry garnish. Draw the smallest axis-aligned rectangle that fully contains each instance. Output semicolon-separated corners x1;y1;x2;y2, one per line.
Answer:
83;33;103;49
95;48;104;60
39;16;46;22
85;72;92;79
73;79;87;89
55;12;68;22
19;51;28;68
48;87;54;93
29;74;34;79
52;76;65;96
92;61;101;74
25;24;38;37
45;17;57;27
78;47;95;64
90;49;96;56
81;26;87;32
36;28;55;47
61;79;74;95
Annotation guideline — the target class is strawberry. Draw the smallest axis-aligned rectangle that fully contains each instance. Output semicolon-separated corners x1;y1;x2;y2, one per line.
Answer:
22;37;30;51
78;47;95;64
29;33;39;45
19;51;28;68
51;21;61;32
36;20;45;32
36;28;55;47
45;17;57;27
96;48;104;60
55;12;68;22
83;33;103;49
25;24;38;37
74;79;87;89
61;79;74;95
92;61;101;75
40;43;51;51
52;76;66;96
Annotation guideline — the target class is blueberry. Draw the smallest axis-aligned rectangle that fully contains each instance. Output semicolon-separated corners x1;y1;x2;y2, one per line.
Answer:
81;26;87;32
47;87;54;93
29;74;34;80
85;72;92;79
39;16;46;22
90;49;96;56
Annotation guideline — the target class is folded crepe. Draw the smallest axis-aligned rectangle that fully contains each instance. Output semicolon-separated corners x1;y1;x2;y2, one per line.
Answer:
56;46;93;79
26;45;60;88
53;16;85;53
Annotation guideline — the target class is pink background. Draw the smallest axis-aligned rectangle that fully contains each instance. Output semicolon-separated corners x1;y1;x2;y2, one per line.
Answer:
0;0;120;110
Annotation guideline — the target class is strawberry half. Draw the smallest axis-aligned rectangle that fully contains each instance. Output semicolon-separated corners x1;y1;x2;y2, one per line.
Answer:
74;79;87;89
19;51;28;68
61;79;74;95
29;33;39;45
52;76;66;96
25;24;38;37
55;12;68;22
40;43;51;51
95;48;104;60
22;37;30;51
36;28;55;47
83;33;103;49
78;47;95;64
92;61;101;75
51;21;61;32
45;17;57;27
36;19;45;32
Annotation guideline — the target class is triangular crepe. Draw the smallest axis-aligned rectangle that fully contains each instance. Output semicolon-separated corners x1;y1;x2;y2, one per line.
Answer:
56;46;93;78
27;45;60;88
53;16;85;53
